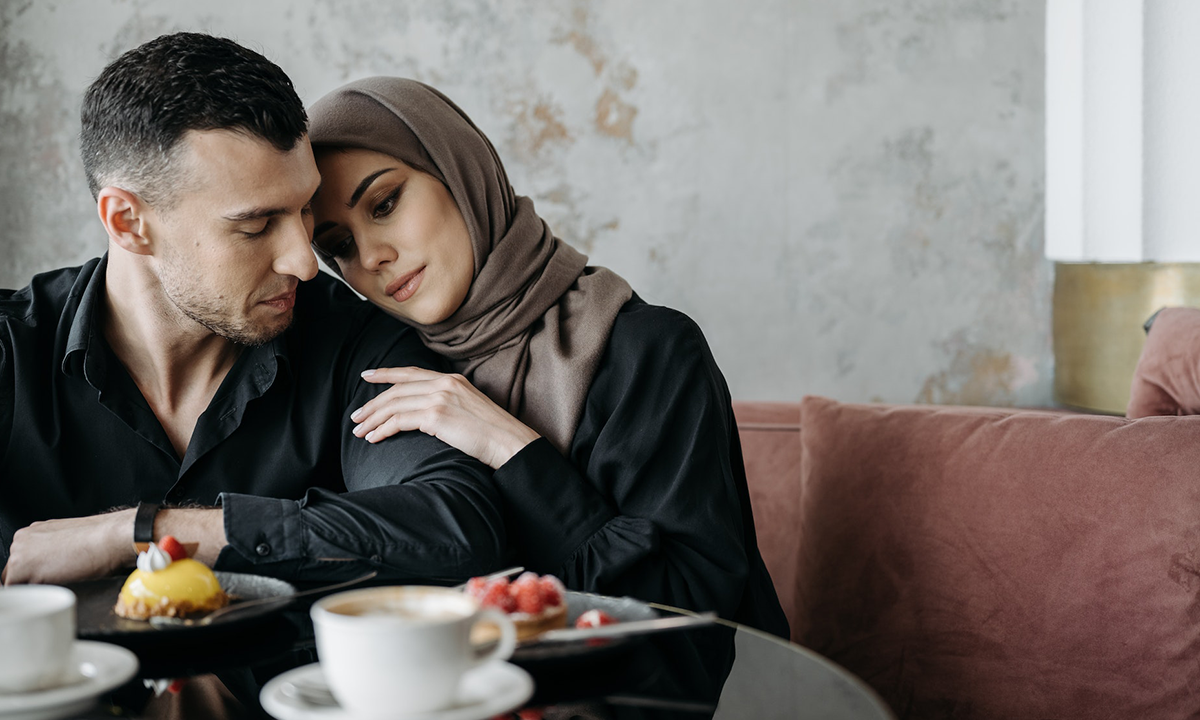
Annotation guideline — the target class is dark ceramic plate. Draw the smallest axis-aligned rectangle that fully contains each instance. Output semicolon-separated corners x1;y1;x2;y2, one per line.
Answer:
67;571;296;647
510;590;659;665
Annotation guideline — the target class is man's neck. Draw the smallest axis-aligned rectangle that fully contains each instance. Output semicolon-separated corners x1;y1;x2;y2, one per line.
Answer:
103;254;244;459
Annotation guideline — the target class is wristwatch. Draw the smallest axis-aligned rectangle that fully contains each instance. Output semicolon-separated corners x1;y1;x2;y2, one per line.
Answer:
133;501;160;554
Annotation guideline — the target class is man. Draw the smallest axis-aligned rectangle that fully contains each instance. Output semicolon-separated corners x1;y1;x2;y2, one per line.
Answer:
0;32;504;586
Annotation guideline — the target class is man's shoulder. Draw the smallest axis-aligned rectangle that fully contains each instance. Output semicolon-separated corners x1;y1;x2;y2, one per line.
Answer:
0;259;100;330
288;272;441;368
293;271;374;325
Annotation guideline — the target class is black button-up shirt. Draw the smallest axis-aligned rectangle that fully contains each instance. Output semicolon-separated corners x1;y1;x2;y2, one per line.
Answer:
0;256;504;583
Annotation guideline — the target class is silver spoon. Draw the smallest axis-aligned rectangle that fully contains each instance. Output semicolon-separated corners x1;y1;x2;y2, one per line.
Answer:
149;570;379;628
451;565;524;590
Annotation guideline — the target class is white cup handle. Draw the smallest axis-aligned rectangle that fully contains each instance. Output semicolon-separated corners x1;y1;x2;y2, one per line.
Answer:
471;608;517;666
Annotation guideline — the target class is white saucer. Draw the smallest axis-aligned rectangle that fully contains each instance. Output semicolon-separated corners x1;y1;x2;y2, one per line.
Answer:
0;640;139;720
260;661;534;720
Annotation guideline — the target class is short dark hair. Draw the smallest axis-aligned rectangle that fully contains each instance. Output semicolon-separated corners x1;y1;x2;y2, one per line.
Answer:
80;32;307;206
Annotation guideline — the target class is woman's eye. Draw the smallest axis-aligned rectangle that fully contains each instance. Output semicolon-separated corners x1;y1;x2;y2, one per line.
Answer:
322;236;355;259
371;187;402;220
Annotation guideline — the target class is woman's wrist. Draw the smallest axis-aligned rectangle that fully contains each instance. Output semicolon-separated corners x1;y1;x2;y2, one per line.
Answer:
491;426;541;469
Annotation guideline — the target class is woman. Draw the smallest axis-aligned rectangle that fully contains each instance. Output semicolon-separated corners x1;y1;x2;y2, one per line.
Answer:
307;77;788;637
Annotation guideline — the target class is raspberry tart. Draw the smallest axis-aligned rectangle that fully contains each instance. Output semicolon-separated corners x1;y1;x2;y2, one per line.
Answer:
113;536;229;620
465;571;567;642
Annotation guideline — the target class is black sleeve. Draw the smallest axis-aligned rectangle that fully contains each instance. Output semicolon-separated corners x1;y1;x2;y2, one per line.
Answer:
215;313;506;584
0;332;11;570
491;311;752;620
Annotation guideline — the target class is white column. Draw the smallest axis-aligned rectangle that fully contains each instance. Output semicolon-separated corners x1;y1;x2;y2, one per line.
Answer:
1045;0;1085;261
1046;0;1151;263
1143;0;1200;261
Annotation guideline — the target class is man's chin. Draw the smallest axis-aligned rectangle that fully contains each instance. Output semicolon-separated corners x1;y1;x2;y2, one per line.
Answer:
223;312;293;347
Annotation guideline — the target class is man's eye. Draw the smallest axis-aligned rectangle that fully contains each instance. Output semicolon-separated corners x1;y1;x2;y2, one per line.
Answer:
242;220;271;238
371;188;401;220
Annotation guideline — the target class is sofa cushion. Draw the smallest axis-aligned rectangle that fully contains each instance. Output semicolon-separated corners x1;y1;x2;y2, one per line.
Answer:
734;401;803;642
1128;306;1200;418
796;395;1200;719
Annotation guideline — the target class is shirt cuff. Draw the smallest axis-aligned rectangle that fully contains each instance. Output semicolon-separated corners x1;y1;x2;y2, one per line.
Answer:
493;438;614;571
214;493;305;573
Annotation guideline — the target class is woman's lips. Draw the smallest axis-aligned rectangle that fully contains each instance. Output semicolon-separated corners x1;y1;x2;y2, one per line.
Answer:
386;267;425;303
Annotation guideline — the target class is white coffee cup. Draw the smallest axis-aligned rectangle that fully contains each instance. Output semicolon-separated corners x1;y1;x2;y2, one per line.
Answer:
0;585;77;693
312;585;517;718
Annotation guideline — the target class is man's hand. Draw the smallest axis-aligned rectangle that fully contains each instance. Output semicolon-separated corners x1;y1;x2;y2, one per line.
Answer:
2;510;135;585
353;367;541;469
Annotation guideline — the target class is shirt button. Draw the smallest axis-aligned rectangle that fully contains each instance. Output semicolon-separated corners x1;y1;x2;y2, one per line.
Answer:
255;543;271;557
370;554;382;564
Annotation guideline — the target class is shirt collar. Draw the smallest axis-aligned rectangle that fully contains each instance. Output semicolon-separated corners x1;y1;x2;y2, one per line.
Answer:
60;253;294;387
60;254;109;380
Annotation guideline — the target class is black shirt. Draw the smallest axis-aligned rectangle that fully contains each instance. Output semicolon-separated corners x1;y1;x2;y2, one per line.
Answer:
493;298;791;638
0;256;504;583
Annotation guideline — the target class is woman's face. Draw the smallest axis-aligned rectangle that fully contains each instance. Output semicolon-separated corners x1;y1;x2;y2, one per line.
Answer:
311;148;474;326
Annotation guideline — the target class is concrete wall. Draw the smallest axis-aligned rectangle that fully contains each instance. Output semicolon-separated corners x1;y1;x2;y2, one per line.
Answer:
0;0;1050;405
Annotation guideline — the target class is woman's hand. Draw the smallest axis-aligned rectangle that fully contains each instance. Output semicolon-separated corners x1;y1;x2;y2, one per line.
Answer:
352;367;542;469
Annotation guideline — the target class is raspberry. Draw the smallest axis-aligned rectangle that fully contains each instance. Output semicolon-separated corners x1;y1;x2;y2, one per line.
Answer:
479;578;516;613
513;580;545;614
512;571;540;587
464;576;488;598
575;609;618;629
538;576;564;607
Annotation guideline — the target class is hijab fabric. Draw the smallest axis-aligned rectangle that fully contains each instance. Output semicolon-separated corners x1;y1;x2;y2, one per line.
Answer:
308;77;633;455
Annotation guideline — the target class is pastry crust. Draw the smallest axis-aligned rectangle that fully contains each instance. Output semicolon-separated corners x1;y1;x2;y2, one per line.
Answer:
113;589;229;620
472;601;567;644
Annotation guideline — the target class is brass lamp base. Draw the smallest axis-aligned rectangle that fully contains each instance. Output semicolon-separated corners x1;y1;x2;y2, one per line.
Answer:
1053;262;1200;414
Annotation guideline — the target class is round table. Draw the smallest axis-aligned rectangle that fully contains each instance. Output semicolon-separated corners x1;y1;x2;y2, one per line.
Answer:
82;600;893;719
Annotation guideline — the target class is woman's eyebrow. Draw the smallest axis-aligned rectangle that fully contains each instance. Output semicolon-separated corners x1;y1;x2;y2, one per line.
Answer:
348;168;396;208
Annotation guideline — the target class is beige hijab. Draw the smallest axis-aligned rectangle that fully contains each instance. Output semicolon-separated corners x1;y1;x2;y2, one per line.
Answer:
308;77;633;455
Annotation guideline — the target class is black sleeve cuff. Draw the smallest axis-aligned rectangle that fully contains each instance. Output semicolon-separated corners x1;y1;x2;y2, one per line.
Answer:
492;438;614;572
213;493;305;573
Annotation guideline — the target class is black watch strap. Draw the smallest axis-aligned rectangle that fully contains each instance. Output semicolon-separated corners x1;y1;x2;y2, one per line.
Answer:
133;501;160;554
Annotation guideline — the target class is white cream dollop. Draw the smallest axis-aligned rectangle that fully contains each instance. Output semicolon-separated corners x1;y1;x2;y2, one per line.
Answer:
136;542;172;573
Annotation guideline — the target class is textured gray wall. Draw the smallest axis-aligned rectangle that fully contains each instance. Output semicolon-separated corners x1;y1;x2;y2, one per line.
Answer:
0;0;1050;405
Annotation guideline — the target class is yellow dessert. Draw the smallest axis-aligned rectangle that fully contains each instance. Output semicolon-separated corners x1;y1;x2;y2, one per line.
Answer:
114;544;229;620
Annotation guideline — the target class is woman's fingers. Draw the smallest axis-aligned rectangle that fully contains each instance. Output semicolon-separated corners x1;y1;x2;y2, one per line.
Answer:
352;378;447;421
352;372;475;421
352;392;442;439
360;366;442;384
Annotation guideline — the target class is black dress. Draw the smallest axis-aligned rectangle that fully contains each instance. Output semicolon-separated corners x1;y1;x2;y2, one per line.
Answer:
492;296;790;638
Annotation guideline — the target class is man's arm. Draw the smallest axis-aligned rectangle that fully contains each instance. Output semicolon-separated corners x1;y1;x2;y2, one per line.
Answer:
3;303;506;586
2;508;225;585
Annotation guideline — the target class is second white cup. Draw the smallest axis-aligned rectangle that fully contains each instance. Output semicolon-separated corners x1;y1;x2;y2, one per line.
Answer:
312;585;516;718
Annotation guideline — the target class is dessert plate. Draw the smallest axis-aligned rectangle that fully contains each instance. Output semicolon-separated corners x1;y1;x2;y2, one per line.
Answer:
66;571;296;642
260;661;534;720
509;591;659;664
0;640;138;720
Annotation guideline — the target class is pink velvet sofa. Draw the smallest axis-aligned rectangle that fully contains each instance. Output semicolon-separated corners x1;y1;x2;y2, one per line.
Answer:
735;308;1200;719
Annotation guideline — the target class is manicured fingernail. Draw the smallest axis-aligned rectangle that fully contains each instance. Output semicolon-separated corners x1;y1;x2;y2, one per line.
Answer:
361;369;375;378
353;423;364;436
365;431;376;442
350;408;364;421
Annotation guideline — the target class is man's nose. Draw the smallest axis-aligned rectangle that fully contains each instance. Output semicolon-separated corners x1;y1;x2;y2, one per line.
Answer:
275;215;319;281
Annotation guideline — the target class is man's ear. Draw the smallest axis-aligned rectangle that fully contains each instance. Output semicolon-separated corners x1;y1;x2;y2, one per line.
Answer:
97;187;153;256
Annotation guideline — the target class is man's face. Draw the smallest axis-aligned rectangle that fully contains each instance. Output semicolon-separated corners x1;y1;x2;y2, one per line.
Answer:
148;130;321;345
